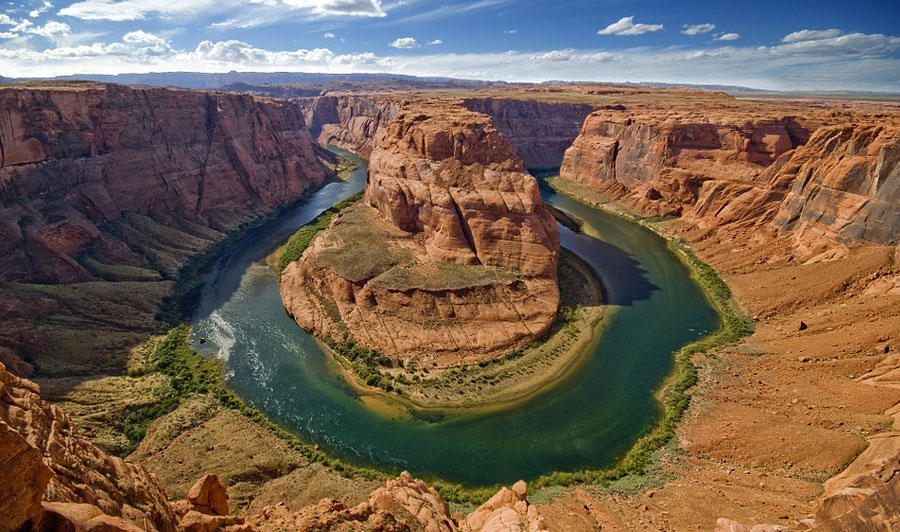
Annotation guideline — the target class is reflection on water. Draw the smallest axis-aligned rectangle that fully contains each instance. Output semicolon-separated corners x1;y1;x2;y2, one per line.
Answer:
190;151;720;486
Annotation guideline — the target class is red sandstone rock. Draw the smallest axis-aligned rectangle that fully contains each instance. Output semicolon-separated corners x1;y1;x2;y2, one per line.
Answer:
366;104;560;276
280;103;560;363
301;94;401;157
0;421;53;532
772;125;900;256
462;480;547;532
559;110;807;217
273;471;456;532
0;83;330;283
186;475;230;516
0;361;178;532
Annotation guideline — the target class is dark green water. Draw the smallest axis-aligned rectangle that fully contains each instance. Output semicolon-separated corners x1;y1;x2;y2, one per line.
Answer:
190;147;720;487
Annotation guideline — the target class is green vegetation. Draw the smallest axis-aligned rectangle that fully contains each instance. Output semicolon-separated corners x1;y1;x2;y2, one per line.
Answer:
335;156;359;180
275;191;364;275
122;325;222;454
324;337;394;390
124;324;389;482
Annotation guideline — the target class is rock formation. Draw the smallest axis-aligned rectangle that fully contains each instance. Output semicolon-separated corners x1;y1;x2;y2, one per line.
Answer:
462;480;547;532
559;108;808;216
252;473;550;532
773;124;900;253
0;82;331;285
280;103;560;363
300;94;401;157
0;360;177;532
301;94;595;169
461;98;594;168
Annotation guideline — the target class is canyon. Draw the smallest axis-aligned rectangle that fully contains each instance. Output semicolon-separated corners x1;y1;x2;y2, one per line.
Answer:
1;79;900;532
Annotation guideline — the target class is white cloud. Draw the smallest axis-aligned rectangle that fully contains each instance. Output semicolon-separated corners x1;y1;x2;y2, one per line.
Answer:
681;50;729;60
28;21;71;39
29;1;53;18
531;48;620;63
59;0;384;21
503;29;516;34
682;23;715;36
190;39;388;66
716;33;740;41
389;36;418;49
782;29;841;43
427;39;442;45
122;29;166;43
59;0;223;21
0;32;16;39
597;16;663;36
0;15;16;25
323;31;335;38
282;0;385;17
763;30;900;56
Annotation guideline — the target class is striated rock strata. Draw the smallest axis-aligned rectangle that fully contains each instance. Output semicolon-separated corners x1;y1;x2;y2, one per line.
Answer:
772;125;900;251
559;108;808;216
0;82;330;285
462;97;593;168
280;103;560;364
300;94;401;157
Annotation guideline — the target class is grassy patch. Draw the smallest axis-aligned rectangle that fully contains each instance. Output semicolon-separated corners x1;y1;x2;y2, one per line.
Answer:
275;191;364;276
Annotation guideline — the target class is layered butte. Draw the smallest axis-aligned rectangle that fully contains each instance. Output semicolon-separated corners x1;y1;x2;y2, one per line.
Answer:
280;103;561;364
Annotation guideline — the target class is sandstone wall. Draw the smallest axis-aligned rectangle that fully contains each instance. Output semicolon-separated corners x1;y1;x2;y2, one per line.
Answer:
366;105;560;277
0;83;330;284
300;94;401;157
773;124;900;250
559;109;808;216
461;97;594;168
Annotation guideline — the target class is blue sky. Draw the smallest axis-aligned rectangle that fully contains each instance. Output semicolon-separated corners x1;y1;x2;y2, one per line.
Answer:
1;0;898;90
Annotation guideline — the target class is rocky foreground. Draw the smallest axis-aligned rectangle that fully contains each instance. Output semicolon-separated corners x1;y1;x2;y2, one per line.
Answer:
280;102;561;364
1;357;550;532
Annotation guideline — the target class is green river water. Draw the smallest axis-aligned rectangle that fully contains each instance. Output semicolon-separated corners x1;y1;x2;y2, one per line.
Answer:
190;147;720;487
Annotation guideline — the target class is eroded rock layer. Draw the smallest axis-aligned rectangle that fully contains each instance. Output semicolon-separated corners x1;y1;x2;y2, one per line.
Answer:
0;82;330;285
559;108;809;216
773;125;900;251
461;97;594;168
281;103;560;363
301;94;401;157
0;361;177;532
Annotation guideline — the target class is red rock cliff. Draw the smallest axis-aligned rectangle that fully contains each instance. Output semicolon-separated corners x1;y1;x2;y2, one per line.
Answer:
0;82;331;284
0;360;177;532
462;97;594;168
559;109;808;216
300;94;401;157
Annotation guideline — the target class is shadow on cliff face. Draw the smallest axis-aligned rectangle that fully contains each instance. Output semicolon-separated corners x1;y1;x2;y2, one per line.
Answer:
558;225;658;307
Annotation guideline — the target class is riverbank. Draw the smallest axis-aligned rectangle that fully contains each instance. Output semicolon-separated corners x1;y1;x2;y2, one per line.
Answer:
526;174;753;489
